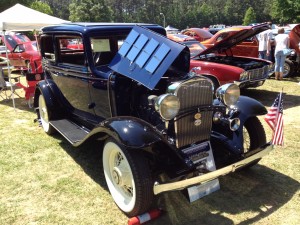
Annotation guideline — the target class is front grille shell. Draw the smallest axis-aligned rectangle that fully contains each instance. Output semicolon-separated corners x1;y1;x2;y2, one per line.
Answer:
248;65;269;80
169;77;214;148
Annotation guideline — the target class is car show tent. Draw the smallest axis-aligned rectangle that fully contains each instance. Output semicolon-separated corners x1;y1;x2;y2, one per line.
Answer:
0;3;69;31
0;3;69;109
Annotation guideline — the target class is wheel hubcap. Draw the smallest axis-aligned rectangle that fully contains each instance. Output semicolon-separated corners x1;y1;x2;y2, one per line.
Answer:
112;167;122;185
111;152;133;197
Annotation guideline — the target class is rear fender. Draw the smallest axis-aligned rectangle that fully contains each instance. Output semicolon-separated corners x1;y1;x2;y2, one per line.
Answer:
34;79;65;120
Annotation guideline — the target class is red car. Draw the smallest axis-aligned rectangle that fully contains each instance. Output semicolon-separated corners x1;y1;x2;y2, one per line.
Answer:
1;33;42;74
1;33;43;102
169;24;272;90
0;32;31;49
201;26;261;57
284;24;300;76
5;41;42;72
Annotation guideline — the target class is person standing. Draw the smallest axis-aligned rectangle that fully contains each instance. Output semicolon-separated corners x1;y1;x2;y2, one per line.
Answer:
274;27;290;80
257;22;272;60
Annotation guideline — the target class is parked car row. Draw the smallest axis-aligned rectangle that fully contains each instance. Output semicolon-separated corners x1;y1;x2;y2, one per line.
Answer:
168;24;273;90
182;23;300;78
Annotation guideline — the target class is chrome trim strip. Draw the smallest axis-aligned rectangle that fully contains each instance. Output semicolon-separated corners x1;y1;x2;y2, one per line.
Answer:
234;77;266;86
153;143;273;195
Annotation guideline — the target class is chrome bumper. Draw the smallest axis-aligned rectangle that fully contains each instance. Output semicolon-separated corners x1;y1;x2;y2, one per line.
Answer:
153;143;273;195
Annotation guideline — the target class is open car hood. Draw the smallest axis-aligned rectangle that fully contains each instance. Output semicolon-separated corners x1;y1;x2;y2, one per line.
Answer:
199;23;269;56
109;25;190;90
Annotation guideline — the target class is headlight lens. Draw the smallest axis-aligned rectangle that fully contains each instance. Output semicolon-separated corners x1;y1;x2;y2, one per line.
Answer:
216;83;240;106
155;94;180;120
239;71;249;81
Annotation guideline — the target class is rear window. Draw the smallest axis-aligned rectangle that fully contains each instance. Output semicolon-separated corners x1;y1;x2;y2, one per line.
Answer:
57;36;85;65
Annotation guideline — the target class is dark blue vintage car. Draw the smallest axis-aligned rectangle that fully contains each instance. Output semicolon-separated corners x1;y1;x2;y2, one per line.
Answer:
34;23;273;217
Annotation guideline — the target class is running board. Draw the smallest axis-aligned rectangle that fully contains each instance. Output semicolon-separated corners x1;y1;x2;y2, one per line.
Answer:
50;119;90;145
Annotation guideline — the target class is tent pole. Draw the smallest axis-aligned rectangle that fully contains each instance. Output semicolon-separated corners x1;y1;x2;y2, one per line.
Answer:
3;29;16;111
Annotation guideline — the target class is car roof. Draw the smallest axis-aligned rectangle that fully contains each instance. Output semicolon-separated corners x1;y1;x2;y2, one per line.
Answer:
182;28;213;38
41;22;166;36
167;33;196;42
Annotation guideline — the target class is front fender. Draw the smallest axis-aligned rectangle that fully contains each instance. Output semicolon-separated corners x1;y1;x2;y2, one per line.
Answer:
94;117;191;174
99;116;164;148
214;95;267;124
212;96;267;153
235;96;267;124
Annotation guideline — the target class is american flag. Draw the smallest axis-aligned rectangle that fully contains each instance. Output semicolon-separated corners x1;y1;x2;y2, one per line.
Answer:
264;92;284;145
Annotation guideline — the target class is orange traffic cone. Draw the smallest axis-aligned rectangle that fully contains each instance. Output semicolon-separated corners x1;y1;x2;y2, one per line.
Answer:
128;209;162;225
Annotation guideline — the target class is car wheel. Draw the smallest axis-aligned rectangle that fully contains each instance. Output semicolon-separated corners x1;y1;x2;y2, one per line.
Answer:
103;138;153;217
283;59;294;78
38;94;55;134
242;117;267;169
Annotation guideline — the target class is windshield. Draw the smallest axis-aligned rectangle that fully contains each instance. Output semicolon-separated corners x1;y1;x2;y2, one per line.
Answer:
15;34;31;42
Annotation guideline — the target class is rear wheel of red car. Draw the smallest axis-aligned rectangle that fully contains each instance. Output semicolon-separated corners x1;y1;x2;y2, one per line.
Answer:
283;59;294;78
102;138;153;217
38;94;55;134
242;116;266;168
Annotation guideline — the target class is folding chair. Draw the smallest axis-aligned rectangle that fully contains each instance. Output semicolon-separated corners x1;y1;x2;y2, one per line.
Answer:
0;67;22;100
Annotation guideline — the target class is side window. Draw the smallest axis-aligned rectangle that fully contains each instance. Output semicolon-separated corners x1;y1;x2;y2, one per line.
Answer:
40;35;55;61
57;35;85;66
243;37;255;42
14;44;25;53
91;38;113;66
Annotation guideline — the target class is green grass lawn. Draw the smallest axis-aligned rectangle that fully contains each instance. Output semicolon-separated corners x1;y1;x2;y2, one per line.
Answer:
0;76;299;225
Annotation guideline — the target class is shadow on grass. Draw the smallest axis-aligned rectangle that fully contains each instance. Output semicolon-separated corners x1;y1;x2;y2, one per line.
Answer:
0;95;35;113
55;136;107;188
241;87;300;110
54;136;299;225
151;165;300;225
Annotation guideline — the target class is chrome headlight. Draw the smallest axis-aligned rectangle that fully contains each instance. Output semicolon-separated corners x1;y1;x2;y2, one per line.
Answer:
216;83;240;107
154;94;180;120
239;71;249;81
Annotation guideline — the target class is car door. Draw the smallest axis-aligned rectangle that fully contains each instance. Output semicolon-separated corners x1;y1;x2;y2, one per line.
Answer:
51;35;94;115
9;44;27;67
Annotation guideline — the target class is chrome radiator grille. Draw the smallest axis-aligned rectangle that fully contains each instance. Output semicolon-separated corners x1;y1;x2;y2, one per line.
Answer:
174;77;213;148
248;65;269;80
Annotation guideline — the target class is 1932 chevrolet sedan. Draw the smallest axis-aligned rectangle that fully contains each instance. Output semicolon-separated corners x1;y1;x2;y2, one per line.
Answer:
34;23;273;217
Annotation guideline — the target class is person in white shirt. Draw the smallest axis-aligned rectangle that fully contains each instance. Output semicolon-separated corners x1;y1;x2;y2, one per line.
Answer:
274;27;290;80
257;23;272;60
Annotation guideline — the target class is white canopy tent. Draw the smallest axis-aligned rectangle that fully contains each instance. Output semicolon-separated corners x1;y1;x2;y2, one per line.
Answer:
0;3;69;109
0;3;69;31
